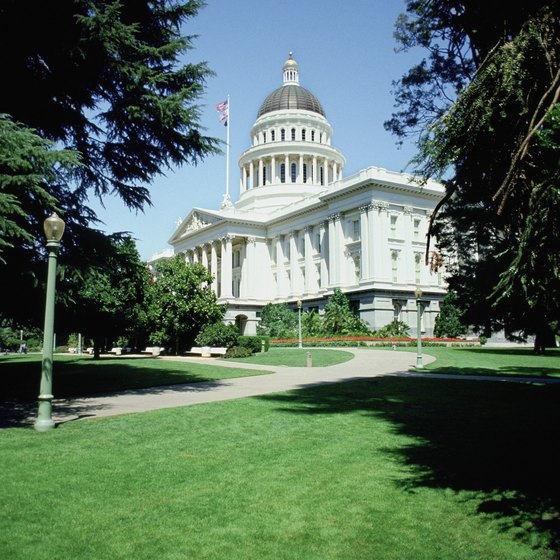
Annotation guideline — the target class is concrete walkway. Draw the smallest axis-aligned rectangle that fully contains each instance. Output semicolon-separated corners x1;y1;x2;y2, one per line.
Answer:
3;349;557;428
47;349;430;424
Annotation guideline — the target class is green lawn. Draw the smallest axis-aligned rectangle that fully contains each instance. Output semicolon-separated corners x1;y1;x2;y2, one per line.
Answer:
1;375;558;559
0;354;271;401
406;345;560;378
226;347;354;367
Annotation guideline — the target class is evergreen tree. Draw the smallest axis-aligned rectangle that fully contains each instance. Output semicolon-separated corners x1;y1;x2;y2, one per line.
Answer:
0;1;218;328
387;2;560;348
433;291;465;338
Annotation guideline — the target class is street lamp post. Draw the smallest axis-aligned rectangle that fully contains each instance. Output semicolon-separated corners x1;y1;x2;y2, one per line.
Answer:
297;300;303;349
34;212;65;432
415;287;423;369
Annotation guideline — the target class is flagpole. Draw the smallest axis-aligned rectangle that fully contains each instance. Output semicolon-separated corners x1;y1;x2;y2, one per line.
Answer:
226;94;230;200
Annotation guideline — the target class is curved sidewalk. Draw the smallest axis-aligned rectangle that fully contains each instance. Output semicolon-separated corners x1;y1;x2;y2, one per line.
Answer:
46;349;431;424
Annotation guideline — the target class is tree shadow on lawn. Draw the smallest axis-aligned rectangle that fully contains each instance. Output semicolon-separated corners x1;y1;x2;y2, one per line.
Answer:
425;364;560;378
0;358;232;428
258;374;560;553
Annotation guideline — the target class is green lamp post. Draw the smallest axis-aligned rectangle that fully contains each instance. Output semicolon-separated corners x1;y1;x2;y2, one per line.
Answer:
34;212;65;432
297;299;303;349
415;287;423;369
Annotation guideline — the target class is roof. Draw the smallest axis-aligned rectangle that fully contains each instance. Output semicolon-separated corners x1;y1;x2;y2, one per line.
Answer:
257;84;325;118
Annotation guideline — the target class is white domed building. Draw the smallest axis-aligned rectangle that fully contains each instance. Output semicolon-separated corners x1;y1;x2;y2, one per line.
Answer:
164;53;446;336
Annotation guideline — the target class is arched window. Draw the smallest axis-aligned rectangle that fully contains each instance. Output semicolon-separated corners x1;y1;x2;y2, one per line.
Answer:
291;162;297;183
320;167;324;186
311;130;315;142
280;163;286;183
271;130;275;141
281;129;285;141
263;132;266;143
302;129;306;141
263;166;267;185
291;128;296;141
303;163;308;183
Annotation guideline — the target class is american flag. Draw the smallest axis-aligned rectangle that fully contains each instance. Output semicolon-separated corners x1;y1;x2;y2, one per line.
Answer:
216;100;228;112
216;99;229;126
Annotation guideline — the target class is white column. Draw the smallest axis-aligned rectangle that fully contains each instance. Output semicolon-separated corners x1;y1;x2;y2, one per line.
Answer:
304;226;316;293
201;244;209;270
333;162;338;182
328;214;337;286
323;159;329;186
319;223;328;289
371;201;389;281
249;161;254;190
242;166;247;193
360;205;370;279
220;235;233;298
298;155;303;183
211;241;218;294
312;156;317;185
243;237;256;298
193;247;199;263
276;236;288;296
290;231;300;294
334;215;345;285
403;206;414;284
284;155;289;183
271;155;276;184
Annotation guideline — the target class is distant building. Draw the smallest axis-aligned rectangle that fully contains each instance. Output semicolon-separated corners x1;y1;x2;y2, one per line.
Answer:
156;53;446;335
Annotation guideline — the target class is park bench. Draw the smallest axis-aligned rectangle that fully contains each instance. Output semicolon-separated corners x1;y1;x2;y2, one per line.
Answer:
108;347;122;355
142;346;164;356
187;347;227;357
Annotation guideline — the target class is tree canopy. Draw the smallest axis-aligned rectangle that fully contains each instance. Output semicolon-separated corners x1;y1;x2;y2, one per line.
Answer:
146;256;225;354
388;1;560;345
0;0;217;329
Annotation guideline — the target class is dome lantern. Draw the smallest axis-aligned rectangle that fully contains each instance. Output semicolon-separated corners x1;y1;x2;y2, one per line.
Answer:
283;52;299;85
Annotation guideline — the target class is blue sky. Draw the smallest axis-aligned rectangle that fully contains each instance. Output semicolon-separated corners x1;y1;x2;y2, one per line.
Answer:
90;0;423;261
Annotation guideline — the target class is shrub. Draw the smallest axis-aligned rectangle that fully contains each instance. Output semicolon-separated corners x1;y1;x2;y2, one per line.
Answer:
375;320;410;338
238;335;269;353
195;322;239;348
224;346;253;359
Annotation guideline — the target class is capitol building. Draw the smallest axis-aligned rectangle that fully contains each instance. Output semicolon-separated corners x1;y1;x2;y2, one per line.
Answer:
157;53;446;336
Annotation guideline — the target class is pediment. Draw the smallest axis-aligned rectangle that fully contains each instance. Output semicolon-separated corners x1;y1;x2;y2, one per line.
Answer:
169;209;223;243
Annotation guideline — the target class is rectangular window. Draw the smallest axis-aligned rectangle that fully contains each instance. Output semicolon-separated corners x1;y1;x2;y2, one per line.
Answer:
391;251;398;283
390;215;398;237
414;219;420;241
353;219;360;241
415;254;421;284
302;129;306;141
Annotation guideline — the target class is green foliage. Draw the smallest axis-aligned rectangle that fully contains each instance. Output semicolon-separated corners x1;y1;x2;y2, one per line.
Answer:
0;1;218;329
195;322;239;348
301;310;322;337
388;2;560;344
257;303;297;338
146;257;225;354
321;289;370;336
224;346;253;359
375;320;410;338
237;336;269;353
433;292;466;338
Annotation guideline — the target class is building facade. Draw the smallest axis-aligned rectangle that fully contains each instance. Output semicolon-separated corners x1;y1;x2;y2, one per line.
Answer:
160;54;446;336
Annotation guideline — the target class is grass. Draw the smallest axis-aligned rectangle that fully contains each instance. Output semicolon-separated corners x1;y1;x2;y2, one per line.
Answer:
0;354;272;401
1;375;558;559
226;347;354;367
398;346;560;378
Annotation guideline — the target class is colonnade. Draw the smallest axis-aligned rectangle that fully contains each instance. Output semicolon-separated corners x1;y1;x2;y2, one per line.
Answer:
182;201;431;303
240;154;342;192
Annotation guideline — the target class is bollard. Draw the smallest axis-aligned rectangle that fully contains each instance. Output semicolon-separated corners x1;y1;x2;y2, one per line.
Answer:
306;352;312;368
261;339;265;353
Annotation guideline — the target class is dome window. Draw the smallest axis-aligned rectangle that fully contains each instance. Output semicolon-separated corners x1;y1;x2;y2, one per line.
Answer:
271;130;275;141
302;129;306;141
263;132;266;143
311;130;315;142
303;163;308;183
281;129;286;141
291;128;296;141
280;163;286;183
291;162;297;183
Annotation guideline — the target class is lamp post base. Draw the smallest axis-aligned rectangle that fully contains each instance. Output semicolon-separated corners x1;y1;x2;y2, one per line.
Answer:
34;397;55;431
416;355;423;369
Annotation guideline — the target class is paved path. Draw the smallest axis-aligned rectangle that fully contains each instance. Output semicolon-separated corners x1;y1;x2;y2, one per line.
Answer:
3;349;557;428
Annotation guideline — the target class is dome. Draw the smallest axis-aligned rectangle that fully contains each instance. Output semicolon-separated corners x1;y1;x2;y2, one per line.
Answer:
257;52;326;118
257;84;325;117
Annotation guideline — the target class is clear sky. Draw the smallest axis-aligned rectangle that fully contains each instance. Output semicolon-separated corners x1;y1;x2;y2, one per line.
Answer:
90;0;423;261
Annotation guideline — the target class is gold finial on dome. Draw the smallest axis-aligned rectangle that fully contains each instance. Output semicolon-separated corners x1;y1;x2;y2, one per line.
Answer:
283;52;299;84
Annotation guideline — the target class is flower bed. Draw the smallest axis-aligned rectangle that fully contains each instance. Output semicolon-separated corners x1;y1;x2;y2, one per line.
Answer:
270;336;479;347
